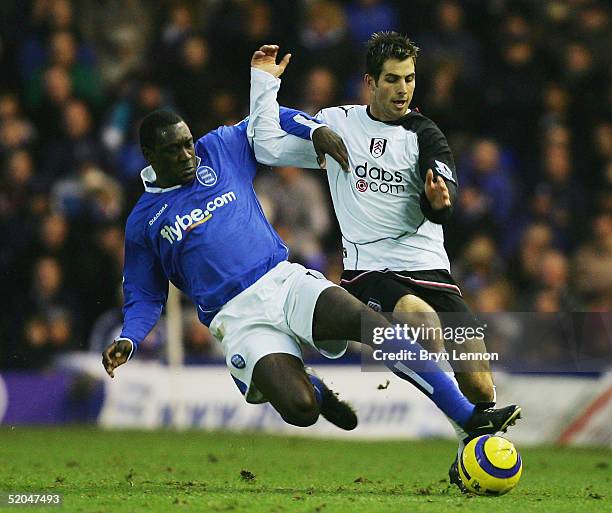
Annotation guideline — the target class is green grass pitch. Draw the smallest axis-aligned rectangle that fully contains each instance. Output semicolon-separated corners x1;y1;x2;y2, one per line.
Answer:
1;427;610;513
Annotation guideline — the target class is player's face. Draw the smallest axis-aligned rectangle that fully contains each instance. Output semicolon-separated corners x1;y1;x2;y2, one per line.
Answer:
367;58;415;121
148;121;197;187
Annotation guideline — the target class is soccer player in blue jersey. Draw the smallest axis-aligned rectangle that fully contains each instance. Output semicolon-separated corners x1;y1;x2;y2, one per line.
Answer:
102;45;519;441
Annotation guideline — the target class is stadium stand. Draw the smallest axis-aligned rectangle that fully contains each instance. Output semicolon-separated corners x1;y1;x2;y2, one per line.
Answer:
0;0;610;370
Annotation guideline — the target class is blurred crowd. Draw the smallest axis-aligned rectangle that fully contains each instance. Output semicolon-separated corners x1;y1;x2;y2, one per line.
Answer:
0;0;610;369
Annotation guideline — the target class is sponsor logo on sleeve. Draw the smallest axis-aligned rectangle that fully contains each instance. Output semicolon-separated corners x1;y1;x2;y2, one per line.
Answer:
434;160;455;183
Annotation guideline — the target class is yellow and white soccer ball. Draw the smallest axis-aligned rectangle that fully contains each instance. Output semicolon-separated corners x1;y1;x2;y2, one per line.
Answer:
458;435;523;495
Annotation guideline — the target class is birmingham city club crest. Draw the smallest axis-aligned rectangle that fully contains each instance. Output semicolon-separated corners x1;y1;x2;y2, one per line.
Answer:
231;354;246;369
370;138;387;158
196;165;218;186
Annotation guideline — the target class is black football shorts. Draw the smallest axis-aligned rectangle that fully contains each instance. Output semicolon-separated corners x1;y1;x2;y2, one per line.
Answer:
340;269;481;329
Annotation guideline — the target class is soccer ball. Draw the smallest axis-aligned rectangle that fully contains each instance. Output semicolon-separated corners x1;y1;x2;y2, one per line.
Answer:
458;435;523;495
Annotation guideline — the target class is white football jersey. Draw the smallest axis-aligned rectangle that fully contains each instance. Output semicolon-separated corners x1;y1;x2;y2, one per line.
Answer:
316;106;457;272
248;70;457;272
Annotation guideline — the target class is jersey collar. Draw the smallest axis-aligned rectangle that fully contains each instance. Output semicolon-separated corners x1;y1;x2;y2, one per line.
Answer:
366;105;413;125
140;156;202;193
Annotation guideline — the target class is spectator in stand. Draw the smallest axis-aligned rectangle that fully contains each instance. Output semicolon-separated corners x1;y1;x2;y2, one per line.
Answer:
77;0;152;89
299;67;339;116
287;1;356;95
21;256;79;342
31;212;72;266
562;41;606;151
50;163;124;224
573;214;612;310
535;249;579;310
484;36;544;158
418;59;474;136
586;121;612;194
255;166;331;272
27;30;102;112
574;3;611;71
102;78;170;183
0;93;36;159
19;315;53;369
29;65;73;139
539;83;571;131
43;99;104;179
1;0;610;368
171;34;213;133
417;0;482;85
460;138;516;230
345;0;399;44
448;139;517;256
453;234;505;297
150;2;195;82
74;222;124;328
508;222;554;292
531;142;585;249
206;0;284;87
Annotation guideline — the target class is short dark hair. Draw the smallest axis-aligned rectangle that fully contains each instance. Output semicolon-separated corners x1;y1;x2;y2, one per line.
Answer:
366;31;419;81
139;109;185;152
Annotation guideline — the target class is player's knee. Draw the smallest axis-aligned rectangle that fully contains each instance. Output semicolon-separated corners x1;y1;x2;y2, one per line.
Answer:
281;390;320;427
394;294;437;316
394;295;442;350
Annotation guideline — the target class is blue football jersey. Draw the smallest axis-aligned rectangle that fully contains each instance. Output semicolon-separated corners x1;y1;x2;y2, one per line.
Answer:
119;109;320;349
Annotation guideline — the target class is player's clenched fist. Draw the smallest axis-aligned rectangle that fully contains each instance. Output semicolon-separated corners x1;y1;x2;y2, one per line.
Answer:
102;338;133;378
251;44;291;78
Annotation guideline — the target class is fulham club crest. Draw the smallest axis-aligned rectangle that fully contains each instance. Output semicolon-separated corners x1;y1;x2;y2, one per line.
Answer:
370;138;387;158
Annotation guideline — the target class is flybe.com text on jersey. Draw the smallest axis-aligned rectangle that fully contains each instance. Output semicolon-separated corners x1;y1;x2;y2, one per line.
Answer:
160;191;237;244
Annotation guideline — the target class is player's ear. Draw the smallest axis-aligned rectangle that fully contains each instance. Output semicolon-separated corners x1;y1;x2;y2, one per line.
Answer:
142;146;155;165
364;73;376;92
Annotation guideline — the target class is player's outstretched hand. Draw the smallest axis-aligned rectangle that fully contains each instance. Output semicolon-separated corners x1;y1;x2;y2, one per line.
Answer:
312;126;349;172
251;44;291;78
102;338;133;378
425;169;451;210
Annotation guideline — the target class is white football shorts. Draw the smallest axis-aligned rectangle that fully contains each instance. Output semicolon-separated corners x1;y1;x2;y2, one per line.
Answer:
209;260;348;403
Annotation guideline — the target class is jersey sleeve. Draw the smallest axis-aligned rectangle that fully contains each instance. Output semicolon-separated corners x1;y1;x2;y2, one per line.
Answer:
278;106;324;140
416;117;458;224
119;216;168;354
417;119;458;184
247;67;322;169
195;119;259;181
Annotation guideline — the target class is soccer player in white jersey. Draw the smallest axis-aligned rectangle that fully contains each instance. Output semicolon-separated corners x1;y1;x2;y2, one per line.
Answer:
103;45;520;458
249;36;513;491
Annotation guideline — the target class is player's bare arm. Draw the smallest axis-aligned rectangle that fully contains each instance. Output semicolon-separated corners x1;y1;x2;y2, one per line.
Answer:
251;44;349;171
312;127;349;171
102;338;133;378
424;168;452;210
